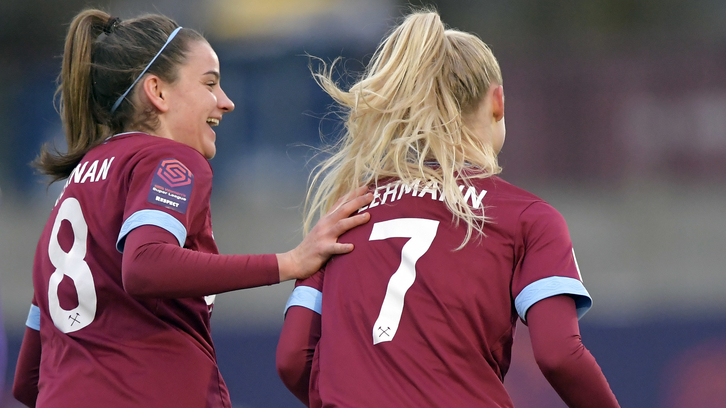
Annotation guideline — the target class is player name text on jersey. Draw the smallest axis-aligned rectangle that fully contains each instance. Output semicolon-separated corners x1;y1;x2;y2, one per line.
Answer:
55;157;115;206
359;179;487;212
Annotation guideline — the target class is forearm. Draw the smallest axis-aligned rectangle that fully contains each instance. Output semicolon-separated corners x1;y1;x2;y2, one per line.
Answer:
13;326;41;407
276;306;321;406
527;295;620;408
538;341;620;408
122;225;279;298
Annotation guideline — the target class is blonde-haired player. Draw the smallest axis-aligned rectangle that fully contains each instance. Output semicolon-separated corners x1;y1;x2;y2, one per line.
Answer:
277;9;620;408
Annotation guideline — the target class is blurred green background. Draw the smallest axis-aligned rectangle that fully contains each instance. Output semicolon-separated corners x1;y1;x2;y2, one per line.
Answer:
2;1;726;407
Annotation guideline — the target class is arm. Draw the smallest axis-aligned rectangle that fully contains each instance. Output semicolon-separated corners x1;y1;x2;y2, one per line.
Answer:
527;295;620;408
122;225;280;297
122;186;372;297
276;306;321;407
13;326;41;407
122;186;373;297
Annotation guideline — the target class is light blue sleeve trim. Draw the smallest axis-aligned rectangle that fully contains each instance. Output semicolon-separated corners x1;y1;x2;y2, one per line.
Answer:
116;209;187;252
26;304;40;331
515;276;592;322
284;286;323;316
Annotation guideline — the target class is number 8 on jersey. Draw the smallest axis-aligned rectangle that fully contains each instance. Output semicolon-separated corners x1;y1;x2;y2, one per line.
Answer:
48;197;98;333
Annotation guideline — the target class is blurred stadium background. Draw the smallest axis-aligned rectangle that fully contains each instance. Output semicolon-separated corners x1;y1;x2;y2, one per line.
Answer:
2;0;726;407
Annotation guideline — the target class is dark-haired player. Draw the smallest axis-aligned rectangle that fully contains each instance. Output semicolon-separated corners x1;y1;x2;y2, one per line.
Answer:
12;8;371;408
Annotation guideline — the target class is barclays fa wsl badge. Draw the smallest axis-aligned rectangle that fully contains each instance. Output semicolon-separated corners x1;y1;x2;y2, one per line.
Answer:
147;159;194;214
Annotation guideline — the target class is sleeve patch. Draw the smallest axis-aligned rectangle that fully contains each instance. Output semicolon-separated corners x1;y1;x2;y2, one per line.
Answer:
147;159;194;214
284;286;323;316
26;304;40;331
515;276;592;323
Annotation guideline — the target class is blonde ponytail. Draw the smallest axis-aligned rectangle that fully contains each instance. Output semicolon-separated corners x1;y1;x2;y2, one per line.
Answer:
304;10;503;246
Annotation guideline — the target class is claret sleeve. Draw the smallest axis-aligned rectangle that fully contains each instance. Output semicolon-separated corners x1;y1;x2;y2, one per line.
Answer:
512;201;592;323
116;145;212;253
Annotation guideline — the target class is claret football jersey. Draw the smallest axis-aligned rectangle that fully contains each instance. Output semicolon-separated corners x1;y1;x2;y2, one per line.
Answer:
286;175;591;408
25;132;229;408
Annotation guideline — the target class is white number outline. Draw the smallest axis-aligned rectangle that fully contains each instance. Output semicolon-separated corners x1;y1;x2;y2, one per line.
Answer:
370;218;439;345
47;197;97;333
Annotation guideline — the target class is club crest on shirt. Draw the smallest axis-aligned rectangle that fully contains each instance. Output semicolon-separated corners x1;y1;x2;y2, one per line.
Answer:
147;159;193;213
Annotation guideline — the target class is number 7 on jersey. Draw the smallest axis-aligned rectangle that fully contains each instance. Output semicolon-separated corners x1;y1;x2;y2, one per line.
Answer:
370;218;439;345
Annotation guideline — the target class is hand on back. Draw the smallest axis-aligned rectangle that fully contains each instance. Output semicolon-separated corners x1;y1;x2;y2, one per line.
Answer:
277;186;372;281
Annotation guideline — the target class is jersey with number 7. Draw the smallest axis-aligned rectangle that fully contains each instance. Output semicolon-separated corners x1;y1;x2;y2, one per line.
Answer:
285;176;592;407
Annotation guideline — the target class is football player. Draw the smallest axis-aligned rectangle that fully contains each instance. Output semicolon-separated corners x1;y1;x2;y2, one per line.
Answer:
13;9;371;408
277;9;620;408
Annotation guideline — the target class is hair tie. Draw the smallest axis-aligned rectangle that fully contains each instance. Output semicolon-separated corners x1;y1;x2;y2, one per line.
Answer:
103;17;121;35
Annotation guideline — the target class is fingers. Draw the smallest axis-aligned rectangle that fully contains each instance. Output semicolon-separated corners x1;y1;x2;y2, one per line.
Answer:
332;185;369;209
317;186;372;241
329;212;370;237
333;185;369;207
329;186;373;218
351;184;370;197
289;186;371;280
328;242;355;255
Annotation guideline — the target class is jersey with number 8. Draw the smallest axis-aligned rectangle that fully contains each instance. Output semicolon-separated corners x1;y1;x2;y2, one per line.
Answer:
288;176;592;408
27;133;229;407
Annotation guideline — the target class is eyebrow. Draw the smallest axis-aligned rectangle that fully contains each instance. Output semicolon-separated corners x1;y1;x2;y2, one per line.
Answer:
203;70;220;80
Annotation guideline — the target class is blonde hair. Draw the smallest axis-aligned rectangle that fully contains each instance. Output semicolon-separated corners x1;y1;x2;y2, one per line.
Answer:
304;10;503;245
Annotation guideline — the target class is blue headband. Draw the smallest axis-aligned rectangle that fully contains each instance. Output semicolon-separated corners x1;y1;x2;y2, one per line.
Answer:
110;26;183;113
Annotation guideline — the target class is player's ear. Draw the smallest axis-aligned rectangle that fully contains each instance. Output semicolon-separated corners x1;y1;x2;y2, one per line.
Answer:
141;75;170;113
491;85;504;122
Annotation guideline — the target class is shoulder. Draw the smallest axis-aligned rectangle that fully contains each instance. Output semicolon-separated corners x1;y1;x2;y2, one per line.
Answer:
480;176;544;202
471;176;553;213
473;176;567;232
108;133;212;180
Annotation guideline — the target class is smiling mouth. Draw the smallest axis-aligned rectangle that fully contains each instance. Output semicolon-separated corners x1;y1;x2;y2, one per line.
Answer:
207;118;220;127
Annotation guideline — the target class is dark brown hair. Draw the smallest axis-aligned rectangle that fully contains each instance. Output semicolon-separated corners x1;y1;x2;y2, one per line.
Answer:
36;9;205;182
